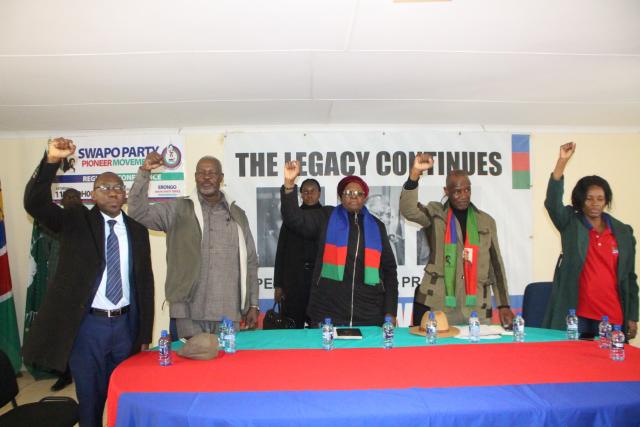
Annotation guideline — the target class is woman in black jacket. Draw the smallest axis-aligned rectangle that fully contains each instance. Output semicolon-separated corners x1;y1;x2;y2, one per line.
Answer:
280;161;398;327
273;178;323;328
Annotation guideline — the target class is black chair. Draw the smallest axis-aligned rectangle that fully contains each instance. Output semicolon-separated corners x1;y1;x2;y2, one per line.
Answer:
0;350;79;427
521;281;553;328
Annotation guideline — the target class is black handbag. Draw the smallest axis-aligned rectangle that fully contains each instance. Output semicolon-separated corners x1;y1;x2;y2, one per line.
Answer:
262;301;296;330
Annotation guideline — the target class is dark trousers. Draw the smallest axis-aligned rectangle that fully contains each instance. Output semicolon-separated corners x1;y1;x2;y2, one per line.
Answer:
69;311;133;427
578;316;600;335
283;299;309;329
284;267;313;329
412;286;431;326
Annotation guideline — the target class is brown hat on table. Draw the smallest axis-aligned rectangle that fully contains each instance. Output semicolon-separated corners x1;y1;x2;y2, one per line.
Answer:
409;310;460;338
177;333;219;360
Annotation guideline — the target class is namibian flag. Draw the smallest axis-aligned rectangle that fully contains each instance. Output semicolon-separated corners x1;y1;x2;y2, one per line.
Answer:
512;134;530;189
0;181;22;373
321;205;381;285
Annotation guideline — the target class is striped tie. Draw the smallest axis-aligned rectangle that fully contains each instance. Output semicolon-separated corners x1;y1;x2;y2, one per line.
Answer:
105;220;123;304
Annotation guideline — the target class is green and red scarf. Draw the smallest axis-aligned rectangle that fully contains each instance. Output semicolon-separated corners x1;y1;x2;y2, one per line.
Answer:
444;206;479;307
320;205;382;285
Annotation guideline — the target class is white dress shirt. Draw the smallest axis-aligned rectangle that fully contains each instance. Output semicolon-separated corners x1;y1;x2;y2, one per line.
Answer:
92;211;131;310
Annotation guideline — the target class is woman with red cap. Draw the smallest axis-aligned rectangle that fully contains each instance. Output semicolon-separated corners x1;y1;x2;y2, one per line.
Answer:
280;161;399;327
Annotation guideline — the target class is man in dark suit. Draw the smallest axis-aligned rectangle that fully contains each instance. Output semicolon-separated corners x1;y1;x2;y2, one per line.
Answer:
23;137;155;427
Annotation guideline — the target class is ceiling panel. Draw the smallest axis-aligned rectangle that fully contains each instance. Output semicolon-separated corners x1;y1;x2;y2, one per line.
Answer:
0;0;355;54
313;52;640;102
0;101;333;130
328;100;640;126
351;0;640;54
0;52;313;104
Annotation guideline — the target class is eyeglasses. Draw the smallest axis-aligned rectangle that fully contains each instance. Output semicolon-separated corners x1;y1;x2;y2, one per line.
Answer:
95;184;126;193
342;189;366;199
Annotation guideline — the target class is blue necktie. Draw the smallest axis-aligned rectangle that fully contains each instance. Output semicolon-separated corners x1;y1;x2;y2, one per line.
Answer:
105;220;123;304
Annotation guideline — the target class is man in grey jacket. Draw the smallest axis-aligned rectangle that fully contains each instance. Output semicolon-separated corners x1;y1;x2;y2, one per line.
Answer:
128;152;259;337
400;153;514;327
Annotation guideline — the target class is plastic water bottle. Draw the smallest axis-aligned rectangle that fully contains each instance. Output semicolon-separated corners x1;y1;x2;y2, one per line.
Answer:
383;315;394;349
513;314;525;343
598;316;612;349
610;325;625;361
158;329;172;366
426;312;437;345
218;317;228;350
322;318;334;351
469;311;480;343
224;319;236;354
566;309;579;340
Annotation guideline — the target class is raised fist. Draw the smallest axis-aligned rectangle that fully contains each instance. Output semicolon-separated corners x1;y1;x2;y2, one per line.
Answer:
142;151;164;171
47;138;76;163
284;160;301;186
409;153;434;181
413;153;434;172
558;142;576;160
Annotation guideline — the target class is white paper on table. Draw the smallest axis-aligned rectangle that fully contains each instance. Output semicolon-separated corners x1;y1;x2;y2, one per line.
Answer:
454;324;508;340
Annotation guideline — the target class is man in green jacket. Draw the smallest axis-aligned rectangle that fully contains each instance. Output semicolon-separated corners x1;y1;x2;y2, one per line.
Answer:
128;153;259;338
400;153;514;327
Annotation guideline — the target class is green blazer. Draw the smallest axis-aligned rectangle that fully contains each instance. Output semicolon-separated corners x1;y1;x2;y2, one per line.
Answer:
542;175;638;332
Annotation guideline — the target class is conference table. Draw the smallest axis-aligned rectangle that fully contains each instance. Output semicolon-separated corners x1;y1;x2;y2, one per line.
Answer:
107;327;640;427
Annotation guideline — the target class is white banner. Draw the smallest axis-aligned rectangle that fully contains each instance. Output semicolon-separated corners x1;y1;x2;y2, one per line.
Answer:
224;131;532;326
52;134;186;201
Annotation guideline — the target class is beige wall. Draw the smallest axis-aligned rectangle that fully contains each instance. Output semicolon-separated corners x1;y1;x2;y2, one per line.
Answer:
1;131;639;346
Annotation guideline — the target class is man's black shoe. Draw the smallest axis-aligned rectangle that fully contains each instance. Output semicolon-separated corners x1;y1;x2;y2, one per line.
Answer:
50;371;73;391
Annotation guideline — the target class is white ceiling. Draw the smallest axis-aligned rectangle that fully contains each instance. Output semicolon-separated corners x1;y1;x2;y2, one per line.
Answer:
1;0;639;131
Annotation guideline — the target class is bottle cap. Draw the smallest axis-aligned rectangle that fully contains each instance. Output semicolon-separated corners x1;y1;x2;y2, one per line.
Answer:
384;315;392;322
324;317;332;325
569;309;576;315
602;315;609;322
613;325;622;331
470;311;478;317
428;311;435;320
160;330;168;337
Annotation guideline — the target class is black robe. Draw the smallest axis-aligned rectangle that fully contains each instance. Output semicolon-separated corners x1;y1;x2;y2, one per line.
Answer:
273;203;321;328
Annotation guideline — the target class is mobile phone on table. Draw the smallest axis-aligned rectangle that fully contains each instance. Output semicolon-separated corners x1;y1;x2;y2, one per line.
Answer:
334;328;363;339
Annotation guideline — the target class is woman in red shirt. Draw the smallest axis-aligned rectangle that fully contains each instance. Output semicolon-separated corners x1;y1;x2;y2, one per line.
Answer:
543;142;638;340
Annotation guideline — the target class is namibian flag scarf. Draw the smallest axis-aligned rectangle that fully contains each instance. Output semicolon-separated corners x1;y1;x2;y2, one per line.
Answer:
444;206;479;307
320;205;382;285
